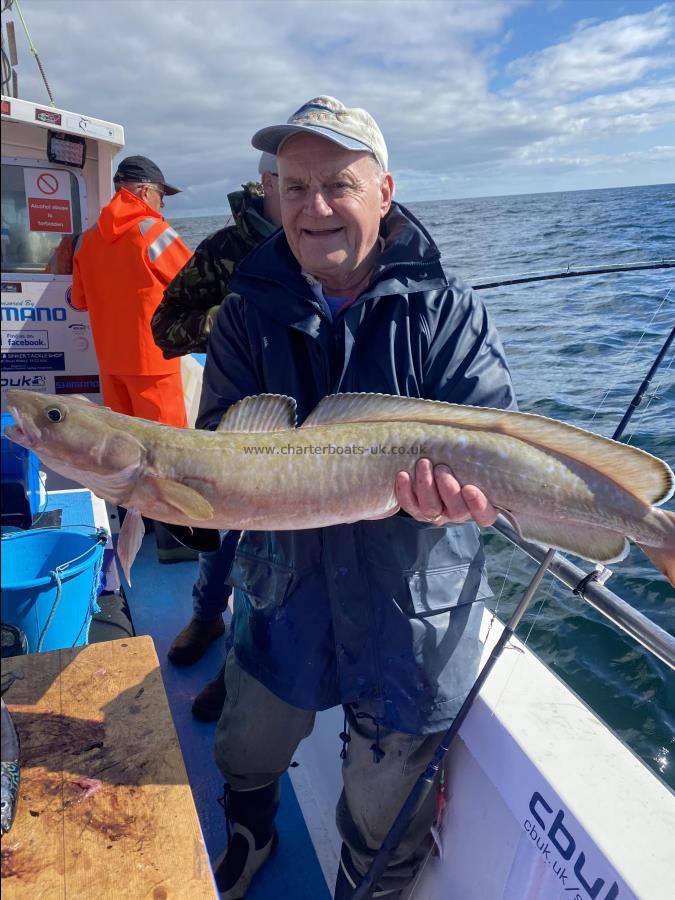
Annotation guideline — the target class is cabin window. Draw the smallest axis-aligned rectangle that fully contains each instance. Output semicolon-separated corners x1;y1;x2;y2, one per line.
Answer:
1;162;83;275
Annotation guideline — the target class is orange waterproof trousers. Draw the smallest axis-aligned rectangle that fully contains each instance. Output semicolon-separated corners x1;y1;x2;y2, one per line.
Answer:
99;372;188;428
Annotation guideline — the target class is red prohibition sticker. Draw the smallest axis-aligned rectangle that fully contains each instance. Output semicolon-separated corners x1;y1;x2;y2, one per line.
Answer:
37;172;60;195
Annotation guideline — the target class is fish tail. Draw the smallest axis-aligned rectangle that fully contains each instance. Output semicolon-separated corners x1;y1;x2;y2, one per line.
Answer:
638;510;675;587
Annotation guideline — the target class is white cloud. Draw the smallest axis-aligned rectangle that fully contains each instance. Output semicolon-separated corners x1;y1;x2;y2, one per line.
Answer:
5;0;674;207
507;4;674;98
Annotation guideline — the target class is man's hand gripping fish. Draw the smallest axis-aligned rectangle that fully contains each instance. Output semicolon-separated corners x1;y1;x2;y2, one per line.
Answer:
5;389;675;586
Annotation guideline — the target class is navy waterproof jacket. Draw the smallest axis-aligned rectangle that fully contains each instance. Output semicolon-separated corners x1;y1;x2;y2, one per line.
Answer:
197;202;516;735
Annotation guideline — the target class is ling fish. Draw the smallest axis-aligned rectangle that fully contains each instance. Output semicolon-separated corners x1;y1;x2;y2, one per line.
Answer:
5;389;675;586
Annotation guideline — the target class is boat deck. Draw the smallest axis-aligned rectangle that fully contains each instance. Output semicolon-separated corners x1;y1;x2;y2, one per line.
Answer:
43;485;332;898
126;532;331;899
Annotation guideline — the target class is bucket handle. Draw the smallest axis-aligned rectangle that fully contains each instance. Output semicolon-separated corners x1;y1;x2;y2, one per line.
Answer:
37;527;109;653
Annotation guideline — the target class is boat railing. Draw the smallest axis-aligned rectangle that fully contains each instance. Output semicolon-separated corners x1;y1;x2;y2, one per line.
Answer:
491;515;675;671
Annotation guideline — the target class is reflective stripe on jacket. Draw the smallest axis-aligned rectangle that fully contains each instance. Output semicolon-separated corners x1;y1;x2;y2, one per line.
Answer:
71;189;192;375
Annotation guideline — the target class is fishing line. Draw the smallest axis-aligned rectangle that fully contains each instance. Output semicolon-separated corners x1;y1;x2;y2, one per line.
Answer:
588;283;674;431
521;569;558;646
482;567;559;724
484;540;517;647
405;833;437;896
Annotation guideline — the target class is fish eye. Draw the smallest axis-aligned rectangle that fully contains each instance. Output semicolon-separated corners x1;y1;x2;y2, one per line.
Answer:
46;407;65;423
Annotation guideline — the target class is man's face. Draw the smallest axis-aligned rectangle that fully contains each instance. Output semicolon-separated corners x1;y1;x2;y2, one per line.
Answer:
277;133;393;292
141;184;165;212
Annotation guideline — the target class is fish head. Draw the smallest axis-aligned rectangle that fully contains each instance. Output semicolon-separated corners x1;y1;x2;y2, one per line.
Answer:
5;390;145;501
6;389;106;462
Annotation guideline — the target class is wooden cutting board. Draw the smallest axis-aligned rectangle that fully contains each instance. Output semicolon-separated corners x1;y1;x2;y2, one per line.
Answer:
1;635;216;898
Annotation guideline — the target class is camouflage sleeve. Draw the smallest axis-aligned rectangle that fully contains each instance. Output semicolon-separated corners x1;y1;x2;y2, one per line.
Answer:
151;229;241;359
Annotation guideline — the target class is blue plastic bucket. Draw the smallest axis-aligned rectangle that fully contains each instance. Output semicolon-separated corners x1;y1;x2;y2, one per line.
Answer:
1;527;108;653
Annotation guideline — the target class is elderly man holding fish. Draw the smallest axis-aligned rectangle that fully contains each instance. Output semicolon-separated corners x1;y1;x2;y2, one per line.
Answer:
198;96;515;899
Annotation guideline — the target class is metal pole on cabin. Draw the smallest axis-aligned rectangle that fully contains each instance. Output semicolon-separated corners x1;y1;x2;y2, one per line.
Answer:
353;325;674;899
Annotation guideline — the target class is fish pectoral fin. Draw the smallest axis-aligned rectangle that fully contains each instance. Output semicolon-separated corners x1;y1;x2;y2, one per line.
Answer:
146;475;215;521
510;511;629;565
117;509;146;585
217;394;297;432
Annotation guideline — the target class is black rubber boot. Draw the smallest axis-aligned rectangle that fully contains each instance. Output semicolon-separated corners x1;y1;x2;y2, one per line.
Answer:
334;844;403;899
214;781;280;899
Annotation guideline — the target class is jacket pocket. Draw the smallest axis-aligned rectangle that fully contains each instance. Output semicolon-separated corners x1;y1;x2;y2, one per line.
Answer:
406;563;490;617
227;552;293;611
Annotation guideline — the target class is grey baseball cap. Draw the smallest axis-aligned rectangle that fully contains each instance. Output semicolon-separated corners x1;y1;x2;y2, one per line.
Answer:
252;96;388;170
258;152;278;175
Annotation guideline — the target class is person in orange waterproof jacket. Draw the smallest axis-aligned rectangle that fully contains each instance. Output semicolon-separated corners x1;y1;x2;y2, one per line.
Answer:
71;155;192;427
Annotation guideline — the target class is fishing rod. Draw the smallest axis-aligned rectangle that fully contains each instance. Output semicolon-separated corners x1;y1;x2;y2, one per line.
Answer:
352;549;556;900
471;258;674;290
352;324;675;899
613;324;674;443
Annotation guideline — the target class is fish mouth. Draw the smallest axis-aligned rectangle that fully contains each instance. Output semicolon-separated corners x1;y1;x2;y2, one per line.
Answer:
5;405;41;448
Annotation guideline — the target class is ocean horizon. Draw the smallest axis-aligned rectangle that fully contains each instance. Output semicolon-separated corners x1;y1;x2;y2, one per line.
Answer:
172;180;675;223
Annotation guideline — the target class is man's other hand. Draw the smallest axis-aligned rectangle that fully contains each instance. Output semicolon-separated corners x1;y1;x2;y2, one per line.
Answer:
395;460;497;527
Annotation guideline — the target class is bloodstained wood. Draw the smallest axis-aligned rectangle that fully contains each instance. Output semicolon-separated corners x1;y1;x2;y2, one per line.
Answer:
1;636;216;898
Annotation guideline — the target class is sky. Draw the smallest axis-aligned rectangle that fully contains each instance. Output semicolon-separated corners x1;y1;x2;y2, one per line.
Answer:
4;0;675;216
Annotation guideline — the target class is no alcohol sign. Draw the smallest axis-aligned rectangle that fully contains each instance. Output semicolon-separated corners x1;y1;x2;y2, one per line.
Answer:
24;168;73;233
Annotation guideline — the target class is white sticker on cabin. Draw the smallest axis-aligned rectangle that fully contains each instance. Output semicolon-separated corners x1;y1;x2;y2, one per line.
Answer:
64;115;115;140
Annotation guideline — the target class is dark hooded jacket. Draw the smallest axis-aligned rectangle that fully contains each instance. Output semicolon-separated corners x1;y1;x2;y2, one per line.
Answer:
151;183;277;358
197;202;516;734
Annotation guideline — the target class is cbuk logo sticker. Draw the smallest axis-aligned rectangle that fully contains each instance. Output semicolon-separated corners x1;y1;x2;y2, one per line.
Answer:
1;305;67;322
524;792;621;899
1;374;47;389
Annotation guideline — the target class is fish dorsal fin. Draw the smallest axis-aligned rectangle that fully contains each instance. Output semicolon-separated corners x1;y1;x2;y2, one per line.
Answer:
217;394;297;433
302;394;407;428
301;393;674;506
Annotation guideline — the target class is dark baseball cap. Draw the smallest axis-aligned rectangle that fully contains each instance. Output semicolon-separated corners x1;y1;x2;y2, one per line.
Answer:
113;155;181;195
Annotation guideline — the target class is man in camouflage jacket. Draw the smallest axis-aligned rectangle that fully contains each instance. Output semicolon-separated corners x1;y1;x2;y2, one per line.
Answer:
152;163;281;357
152;155;281;719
